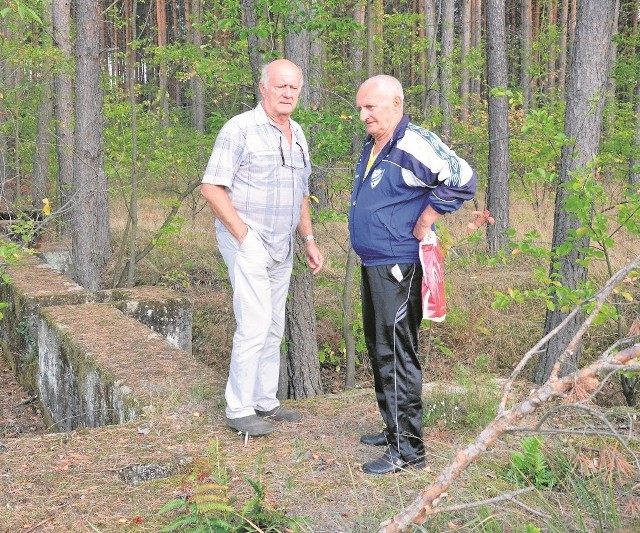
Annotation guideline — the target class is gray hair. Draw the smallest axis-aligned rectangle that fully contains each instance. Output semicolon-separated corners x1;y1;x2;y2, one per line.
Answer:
260;60;304;88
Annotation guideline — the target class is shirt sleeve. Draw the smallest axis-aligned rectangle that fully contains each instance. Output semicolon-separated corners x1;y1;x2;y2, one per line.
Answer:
201;121;246;187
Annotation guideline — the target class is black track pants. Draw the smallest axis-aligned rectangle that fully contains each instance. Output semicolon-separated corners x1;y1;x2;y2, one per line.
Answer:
361;263;425;463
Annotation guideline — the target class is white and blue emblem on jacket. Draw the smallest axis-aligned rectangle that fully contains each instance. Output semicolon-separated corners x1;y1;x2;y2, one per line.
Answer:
370;168;384;188
349;115;477;266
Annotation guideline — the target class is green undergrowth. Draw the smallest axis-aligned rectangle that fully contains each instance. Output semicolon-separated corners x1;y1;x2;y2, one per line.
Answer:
158;440;307;532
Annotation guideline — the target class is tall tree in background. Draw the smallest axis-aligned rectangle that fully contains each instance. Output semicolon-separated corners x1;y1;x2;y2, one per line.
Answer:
367;0;383;75
281;2;323;400
32;0;53;211
633;74;640;187
241;0;266;97
72;0;111;290
440;0;454;142
422;0;439;116
460;0;472;122
0;15;9;204
156;0;170;126
520;0;533;108
470;0;483;98
188;0;205;133
124;0;139;288
558;0;569;91
52;0;74;237
535;0;617;383
486;0;510;253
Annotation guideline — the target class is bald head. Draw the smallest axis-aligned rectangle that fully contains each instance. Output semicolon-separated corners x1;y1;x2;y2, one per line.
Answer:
356;75;405;145
260;59;304;89
358;75;404;102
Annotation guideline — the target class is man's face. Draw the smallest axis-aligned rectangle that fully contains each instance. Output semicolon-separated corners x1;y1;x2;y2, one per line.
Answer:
356;83;400;143
259;63;302;120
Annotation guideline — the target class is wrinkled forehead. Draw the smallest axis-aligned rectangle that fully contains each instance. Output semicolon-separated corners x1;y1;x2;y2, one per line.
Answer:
267;65;302;87
356;82;390;106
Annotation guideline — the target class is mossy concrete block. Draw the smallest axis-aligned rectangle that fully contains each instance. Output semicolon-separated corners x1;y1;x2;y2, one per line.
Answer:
104;287;193;355
37;303;216;432
0;257;89;388
0;254;193;394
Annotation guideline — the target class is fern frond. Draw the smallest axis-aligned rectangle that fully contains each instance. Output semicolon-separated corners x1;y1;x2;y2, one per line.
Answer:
158;497;189;515
159;513;200;532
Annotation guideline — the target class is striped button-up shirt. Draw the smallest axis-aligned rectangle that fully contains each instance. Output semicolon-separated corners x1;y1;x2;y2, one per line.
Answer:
202;103;311;262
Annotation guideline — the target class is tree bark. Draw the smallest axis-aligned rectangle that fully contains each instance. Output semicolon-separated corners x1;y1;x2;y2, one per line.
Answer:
422;0;439;117
281;256;323;399
558;0;569;92
156;0;170;126
343;246;358;389
366;0;383;76
52;0;74;237
470;0;483;98
631;73;640;188
72;0;111;290
279;4;323;400
32;2;54;210
125;0;139;287
439;0;454;142
189;0;205;133
521;0;533;108
240;0;264;100
32;75;53;210
486;0;510;253
535;0;617;383
460;0;472;123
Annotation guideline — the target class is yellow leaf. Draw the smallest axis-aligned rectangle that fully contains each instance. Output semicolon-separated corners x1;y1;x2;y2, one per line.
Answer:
42;198;50;216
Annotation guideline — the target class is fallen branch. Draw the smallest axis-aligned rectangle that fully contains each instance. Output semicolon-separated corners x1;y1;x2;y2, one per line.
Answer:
379;255;640;532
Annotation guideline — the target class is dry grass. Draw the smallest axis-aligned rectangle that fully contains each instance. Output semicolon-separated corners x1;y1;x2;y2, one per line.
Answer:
2;191;639;532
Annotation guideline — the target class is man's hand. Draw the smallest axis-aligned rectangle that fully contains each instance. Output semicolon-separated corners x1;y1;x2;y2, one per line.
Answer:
413;204;441;241
304;241;324;274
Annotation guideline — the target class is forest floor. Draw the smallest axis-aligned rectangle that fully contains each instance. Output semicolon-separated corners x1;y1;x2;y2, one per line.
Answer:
1;203;639;532
0;332;479;533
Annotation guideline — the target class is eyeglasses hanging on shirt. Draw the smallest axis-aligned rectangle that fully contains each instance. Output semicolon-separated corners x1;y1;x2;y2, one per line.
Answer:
279;136;307;169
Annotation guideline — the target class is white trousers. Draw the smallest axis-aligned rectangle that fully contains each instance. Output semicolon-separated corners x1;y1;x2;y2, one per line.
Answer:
217;226;293;419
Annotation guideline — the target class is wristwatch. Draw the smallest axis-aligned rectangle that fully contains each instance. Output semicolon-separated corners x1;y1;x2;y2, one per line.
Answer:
302;234;315;243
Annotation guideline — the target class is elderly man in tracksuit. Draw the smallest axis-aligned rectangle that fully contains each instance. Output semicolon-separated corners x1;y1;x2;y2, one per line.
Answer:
350;75;477;475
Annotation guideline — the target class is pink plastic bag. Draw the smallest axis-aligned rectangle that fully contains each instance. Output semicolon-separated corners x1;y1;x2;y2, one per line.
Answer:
419;233;446;322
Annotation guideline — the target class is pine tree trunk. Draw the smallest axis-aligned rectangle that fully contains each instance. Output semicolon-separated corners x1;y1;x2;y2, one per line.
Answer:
278;4;323;400
281;253;323;399
72;0;111;290
189;0;205;133
521;0;533;108
460;0;472;123
558;0;569;91
486;0;510;253
632;75;640;187
422;0;439;116
439;0;454;142
535;0;617;383
52;0;74;237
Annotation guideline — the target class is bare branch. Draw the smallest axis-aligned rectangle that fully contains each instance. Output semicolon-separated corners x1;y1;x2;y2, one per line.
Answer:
378;255;640;532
